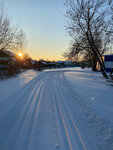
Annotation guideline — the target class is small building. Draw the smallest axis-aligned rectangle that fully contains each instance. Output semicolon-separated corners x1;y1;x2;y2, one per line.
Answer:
96;54;113;72
0;50;16;69
57;61;75;67
0;50;17;77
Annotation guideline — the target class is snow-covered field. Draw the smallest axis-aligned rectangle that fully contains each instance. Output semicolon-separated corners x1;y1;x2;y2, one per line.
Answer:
0;68;113;150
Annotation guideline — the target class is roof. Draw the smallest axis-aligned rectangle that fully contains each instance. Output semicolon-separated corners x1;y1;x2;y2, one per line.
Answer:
0;50;15;57
0;50;9;57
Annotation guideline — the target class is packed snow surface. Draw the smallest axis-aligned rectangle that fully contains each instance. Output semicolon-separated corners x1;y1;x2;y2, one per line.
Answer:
0;68;113;150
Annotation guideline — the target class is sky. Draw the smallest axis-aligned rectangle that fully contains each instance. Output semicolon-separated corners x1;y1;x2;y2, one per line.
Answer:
3;0;70;61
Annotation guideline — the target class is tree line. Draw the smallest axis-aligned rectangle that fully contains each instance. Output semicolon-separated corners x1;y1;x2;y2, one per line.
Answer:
64;0;113;78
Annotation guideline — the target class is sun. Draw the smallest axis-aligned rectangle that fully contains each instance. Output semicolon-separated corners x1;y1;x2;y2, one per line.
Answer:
18;52;23;57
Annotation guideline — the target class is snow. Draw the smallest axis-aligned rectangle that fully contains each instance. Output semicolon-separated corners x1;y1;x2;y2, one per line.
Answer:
64;68;113;127
0;67;113;150
0;69;39;101
64;68;113;149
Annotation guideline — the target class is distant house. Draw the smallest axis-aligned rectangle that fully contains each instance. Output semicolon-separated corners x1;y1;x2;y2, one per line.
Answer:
57;61;72;64
0;50;16;70
96;54;113;72
57;61;75;67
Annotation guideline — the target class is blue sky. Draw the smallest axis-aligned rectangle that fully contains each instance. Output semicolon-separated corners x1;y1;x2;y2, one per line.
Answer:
4;0;70;60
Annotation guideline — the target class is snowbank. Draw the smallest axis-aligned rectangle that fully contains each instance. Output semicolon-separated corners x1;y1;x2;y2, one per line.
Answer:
0;70;39;101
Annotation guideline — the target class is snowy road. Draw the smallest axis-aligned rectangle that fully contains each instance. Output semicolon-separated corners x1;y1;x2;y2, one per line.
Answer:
0;69;113;150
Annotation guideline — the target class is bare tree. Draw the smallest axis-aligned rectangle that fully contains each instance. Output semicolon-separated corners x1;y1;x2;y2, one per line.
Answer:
108;0;113;13
63;42;97;71
65;0;113;78
15;28;26;52
0;6;17;50
108;0;113;44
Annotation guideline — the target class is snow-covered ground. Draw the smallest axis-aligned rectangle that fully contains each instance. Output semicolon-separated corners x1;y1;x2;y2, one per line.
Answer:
0;68;113;150
0;70;40;101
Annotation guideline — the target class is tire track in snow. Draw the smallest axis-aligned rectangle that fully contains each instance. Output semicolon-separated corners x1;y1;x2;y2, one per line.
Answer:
57;73;87;150
0;71;48;114
52;72;87;150
0;72;50;150
14;75;50;150
51;74;65;150
27;75;50;150
31;72;60;150
52;74;73;149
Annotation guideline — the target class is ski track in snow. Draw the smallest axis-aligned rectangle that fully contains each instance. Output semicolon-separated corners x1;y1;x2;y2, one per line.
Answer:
0;69;113;150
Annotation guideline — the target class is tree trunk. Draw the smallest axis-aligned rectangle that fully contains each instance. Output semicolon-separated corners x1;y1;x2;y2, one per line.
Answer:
90;53;97;71
97;57;108;78
87;34;108;78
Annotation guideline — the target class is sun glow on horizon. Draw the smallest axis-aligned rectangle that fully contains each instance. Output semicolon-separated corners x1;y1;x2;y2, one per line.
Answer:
18;52;23;57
